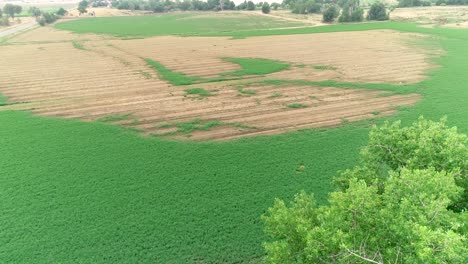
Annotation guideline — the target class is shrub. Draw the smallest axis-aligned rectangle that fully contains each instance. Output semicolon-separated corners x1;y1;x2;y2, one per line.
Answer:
56;7;67;16
246;1;255;10
322;5;339;23
37;18;45;26
367;2;389;21
262;2;270;13
339;0;363;23
291;0;321;14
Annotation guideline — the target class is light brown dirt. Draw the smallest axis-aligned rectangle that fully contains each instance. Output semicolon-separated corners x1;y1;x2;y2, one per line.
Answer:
391;6;468;28
111;30;435;84
0;27;433;140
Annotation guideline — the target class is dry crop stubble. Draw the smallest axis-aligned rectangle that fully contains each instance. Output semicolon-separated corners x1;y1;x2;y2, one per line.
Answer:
0;28;435;140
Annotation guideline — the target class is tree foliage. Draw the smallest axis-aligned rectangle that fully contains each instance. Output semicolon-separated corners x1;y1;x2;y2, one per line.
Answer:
262;2;271;13
29;6;42;18
367;2;389;21
263;117;467;263
78;0;89;14
56;7;68;16
291;0;321;14
247;1;256;10
3;4;22;19
336;117;467;211
338;0;363;22
322;4;339;23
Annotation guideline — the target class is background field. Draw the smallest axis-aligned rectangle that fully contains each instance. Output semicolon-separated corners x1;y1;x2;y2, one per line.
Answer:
55;12;306;36
1;12;468;263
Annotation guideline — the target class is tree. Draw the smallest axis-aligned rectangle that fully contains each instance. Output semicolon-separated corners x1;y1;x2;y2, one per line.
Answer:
367;2;388;21
262;2;271;13
0;9;3;18
56;7;68;16
322;4;339;22
271;3;281;10
262;117;468;263
338;0;363;22
263;169;467;263
3;4;22;20
78;0;89;15
29;6;42;18
247;1;256;10
336;116;467;211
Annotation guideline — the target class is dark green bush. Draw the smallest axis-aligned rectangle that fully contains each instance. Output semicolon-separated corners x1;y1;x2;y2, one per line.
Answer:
367;2;389;21
56;7;67;16
262;2;270;13
338;1;364;23
322;5;339;23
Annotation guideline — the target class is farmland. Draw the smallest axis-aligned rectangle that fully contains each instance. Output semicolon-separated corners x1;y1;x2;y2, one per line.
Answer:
1;10;468;263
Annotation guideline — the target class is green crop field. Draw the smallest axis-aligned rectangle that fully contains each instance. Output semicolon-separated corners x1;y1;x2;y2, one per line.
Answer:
2;14;468;263
54;12;306;37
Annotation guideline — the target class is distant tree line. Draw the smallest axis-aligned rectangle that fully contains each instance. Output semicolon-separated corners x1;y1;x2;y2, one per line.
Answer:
100;0;285;12
283;0;389;23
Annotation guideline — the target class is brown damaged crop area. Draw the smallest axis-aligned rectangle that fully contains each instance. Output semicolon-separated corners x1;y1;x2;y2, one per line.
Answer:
0;28;434;140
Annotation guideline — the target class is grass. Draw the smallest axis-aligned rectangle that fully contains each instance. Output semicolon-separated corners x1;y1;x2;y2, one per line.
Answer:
268;92;283;98
312;65;337;70
260;79;418;94
185;88;213;97
0;93;7;106
54;12;305;37
144;58;200;85
138;70;152;79
158;118;222;135
72;41;86;50
96;113;133;123
287;103;308;109
237;87;257;96
222;57;290;76
157;119;256;136
145;58;290;86
2;22;468;263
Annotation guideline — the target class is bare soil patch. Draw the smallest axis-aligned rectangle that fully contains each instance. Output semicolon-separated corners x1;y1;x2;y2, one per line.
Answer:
111;30;435;84
391;6;468;28
0;27;432;140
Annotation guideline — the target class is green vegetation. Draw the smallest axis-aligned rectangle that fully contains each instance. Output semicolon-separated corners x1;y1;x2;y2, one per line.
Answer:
0;93;7;106
137;70;152;79
268;92;283;98
263;118;467;263
184;88;213;97
157;119;255;137
2;22;468;263
145;58;290;86
261;79;417;94
55;13;305;37
72;41;86;50
286;103;308;109
223;58;290;76
159;118;222;135
367;2;389;21
312;65;336;70
96;113;133;123
237;87;257;96
145;58;201;85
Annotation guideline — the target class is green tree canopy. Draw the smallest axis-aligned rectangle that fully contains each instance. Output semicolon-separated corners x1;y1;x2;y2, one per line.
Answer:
367;2;389;21
78;0;89;15
3;4;22;19
29;6;42;18
263;117;467;263
262;2;271;13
